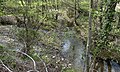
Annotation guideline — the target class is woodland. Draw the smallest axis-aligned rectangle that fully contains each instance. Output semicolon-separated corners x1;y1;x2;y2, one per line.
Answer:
0;0;120;72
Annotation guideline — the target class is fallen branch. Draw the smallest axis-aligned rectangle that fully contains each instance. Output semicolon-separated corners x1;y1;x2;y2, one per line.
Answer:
0;59;13;72
13;50;39;72
37;55;48;72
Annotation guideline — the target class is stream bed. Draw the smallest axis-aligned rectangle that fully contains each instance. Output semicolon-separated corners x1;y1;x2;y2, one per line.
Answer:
62;31;120;72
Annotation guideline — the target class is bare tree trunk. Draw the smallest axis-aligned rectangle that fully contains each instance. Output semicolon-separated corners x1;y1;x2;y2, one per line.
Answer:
85;0;92;72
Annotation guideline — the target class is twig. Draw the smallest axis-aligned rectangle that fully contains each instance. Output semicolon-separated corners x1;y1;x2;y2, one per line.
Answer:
27;70;39;72
0;59;13;72
14;50;38;72
37;55;48;72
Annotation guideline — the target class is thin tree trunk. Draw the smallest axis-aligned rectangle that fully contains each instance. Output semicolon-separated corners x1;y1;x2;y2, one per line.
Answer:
85;0;92;72
99;0;103;29
100;60;104;72
117;13;120;28
106;60;112;72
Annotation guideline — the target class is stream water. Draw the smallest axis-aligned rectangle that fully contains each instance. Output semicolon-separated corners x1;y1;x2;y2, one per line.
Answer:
62;36;120;72
1;25;120;72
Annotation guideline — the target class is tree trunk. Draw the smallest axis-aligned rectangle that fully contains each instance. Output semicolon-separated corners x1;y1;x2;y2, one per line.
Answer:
85;0;92;72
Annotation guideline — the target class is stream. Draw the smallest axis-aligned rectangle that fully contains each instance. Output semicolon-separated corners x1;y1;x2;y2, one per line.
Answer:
1;25;120;72
62;33;120;72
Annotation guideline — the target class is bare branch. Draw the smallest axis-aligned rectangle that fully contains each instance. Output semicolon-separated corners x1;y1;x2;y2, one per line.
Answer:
14;50;38;72
37;55;48;72
20;0;25;7
0;59;13;72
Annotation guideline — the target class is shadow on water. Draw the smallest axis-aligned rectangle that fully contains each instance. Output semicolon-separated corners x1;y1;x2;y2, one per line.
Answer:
61;34;120;72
